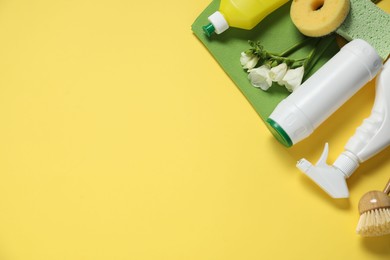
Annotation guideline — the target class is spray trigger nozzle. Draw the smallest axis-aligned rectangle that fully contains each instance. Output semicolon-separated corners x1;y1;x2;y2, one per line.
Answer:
296;143;350;199
316;142;330;166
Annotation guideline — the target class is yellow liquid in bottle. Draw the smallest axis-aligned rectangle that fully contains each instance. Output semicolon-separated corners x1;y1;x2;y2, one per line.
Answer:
220;0;289;29
203;0;289;36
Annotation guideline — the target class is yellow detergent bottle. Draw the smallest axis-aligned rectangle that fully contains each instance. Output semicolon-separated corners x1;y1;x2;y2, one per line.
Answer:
203;0;289;36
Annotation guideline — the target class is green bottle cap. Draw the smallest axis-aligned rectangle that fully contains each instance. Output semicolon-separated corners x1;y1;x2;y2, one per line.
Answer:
202;23;215;37
266;118;293;148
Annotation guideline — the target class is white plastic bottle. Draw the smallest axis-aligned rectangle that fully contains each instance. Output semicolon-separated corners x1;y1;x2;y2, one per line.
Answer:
267;39;383;147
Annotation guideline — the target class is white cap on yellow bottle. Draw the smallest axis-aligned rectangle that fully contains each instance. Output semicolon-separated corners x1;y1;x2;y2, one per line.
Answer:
203;11;229;36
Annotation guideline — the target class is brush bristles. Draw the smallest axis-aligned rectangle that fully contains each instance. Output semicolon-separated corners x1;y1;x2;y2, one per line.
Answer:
356;208;390;237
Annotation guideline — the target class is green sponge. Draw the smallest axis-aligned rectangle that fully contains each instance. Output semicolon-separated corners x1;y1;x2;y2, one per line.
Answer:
336;0;390;60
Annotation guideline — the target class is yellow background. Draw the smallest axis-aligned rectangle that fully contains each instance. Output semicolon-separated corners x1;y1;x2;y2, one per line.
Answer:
0;0;389;259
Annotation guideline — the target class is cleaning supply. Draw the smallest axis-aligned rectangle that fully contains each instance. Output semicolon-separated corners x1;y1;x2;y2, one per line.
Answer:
356;179;390;237
290;0;390;60
266;39;382;147
203;0;289;36
336;0;390;60
297;59;390;198
290;0;351;37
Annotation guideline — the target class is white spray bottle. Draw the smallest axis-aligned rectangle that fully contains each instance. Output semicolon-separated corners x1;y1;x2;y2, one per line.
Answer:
297;59;390;198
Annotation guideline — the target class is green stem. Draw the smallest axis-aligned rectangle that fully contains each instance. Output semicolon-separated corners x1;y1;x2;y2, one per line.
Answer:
278;37;314;57
303;39;320;68
266;53;295;65
303;35;335;78
289;57;309;68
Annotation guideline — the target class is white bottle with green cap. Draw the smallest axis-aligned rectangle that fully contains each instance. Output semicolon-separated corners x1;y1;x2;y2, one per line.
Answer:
203;0;289;37
267;39;383;147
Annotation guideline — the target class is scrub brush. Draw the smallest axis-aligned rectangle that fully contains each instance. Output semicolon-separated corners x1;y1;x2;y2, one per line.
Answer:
356;179;390;237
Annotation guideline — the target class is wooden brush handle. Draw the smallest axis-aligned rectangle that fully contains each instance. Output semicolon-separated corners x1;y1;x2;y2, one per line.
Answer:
358;179;390;214
384;178;390;195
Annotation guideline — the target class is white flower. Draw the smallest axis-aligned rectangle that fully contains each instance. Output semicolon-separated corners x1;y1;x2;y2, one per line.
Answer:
270;63;288;83
248;65;272;90
279;66;304;92
240;52;259;70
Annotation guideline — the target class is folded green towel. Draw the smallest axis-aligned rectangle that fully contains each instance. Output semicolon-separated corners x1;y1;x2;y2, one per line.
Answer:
191;0;339;123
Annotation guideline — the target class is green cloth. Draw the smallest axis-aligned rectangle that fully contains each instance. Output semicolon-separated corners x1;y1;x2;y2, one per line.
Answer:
191;0;340;124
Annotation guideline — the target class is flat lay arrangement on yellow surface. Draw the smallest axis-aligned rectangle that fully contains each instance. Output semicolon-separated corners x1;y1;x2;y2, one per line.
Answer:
0;0;390;259
193;0;390;233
